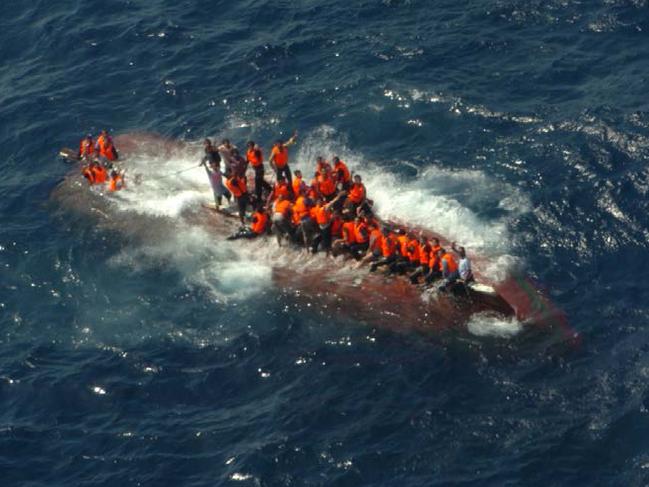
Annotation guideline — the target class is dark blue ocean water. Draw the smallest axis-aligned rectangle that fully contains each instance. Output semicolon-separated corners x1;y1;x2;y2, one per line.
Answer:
3;1;649;485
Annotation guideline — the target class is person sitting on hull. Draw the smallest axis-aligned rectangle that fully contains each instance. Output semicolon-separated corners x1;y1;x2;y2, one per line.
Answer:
269;131;298;196
292;169;309;198
82;160;108;186
370;227;400;273
437;247;460;292
409;235;431;284
332;156;351;190
246;140;272;202
224;172;249;226
227;204;269;240
422;238;443;285
201;139;231;209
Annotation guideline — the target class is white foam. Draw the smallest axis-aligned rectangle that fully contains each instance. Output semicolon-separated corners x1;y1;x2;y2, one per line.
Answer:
466;312;523;338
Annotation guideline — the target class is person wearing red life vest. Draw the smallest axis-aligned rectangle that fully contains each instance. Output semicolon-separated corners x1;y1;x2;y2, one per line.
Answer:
409;235;432;284
332;156;351;189
437;247;460;292
108;170;125;192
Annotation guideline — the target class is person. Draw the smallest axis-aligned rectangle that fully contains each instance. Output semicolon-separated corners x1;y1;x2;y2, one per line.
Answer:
271;193;293;246
292;169;308;197
291;193;315;246
201;139;231;208
94;130;118;161
452;242;474;283
315;156;331;175
423;238;443;284
437;247;460;292
316;166;337;201
266;176;292;207
224;173;249;225
409;235;431;284
228;205;269;240
346;174;366;210
269;131;298;190
332;157;351;189
90;161;108;184
370;227;399;273
78;135;95;161
217;139;238;173
359;224;384;267
108;170;125;192
230;148;248;178
246;141;271;202
82;164;96;185
310;195;344;255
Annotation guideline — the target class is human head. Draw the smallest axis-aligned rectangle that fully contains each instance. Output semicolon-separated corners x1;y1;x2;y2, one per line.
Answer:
204;138;212;147
381;226;390;236
294;169;302;178
85;134;92;141
457;246;466;258
432;237;440;246
437;248;445;256
275;139;283;147
353;174;362;184
247;140;255;149
221;138;231;147
332;156;340;164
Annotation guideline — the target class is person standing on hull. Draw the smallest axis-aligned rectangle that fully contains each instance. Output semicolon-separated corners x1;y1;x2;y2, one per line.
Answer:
217;139;237;174
201;139;231;209
269;131;298;195
451;242;474;283
230;148;248;179
246;140;272;203
224;172;250;226
271;193;294;246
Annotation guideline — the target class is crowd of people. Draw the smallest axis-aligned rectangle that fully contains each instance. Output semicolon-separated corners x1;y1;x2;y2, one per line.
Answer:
76;130;125;191
72;129;473;292
201;132;474;292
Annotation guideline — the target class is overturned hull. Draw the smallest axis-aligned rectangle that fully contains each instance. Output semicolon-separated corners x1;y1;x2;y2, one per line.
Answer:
51;133;573;337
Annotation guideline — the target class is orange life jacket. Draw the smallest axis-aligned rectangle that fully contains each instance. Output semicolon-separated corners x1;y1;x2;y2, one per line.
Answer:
369;228;383;251
442;252;459;274
317;174;336;197
380;234;398;257
292;176;307;196
354;221;369;244
419;243;431;266
330;217;343;237
108;174;123;192
397;234;409;256
101;143;117;161
292;196;310;225
342;221;356;244
429;245;442;270
225;176;247;198
407;239;420;262
348;183;365;204
82;166;95;184
92;165;107;184
314;204;332;225
272;182;291;201
334;160;351;183
79;139;94;158
246;148;263;168
96;134;109;153
251;211;268;234
271;145;288;168
274;199;292;217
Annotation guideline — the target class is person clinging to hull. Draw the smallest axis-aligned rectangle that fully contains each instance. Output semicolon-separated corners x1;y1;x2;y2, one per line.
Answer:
201;138;231;209
269;130;298;196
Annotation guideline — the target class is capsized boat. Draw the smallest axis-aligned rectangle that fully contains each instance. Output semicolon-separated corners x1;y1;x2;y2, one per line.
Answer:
52;133;574;338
